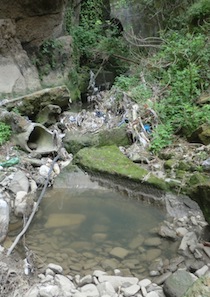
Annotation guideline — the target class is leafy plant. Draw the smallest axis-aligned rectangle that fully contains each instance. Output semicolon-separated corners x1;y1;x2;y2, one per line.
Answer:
0;122;11;145
150;123;173;154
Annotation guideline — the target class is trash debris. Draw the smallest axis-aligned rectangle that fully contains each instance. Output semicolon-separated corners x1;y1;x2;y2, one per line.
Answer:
0;157;19;167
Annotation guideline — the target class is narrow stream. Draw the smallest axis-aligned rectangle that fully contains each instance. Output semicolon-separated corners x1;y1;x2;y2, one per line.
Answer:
22;179;178;278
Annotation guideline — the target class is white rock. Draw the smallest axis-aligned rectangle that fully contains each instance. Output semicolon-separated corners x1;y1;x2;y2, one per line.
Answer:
195;265;209;277
39;285;60;297
53;163;60;175
93;270;107;278
138;279;151;288
141;285;147;297
97;281;116;297
146;292;159;297
45;268;55;276
55;274;75;296
81;284;99;297
79;275;92;286
122;284;140;297
47;263;63;274
98;276;139;291
39;165;51;178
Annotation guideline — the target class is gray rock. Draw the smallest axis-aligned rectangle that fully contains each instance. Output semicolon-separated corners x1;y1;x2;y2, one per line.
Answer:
163;270;194;297
178;232;198;254
158;225;177;240
144;237;161;247
10;170;29;193
79;275;92;287
109;247;129;259
153;272;172;285
0;199;9;243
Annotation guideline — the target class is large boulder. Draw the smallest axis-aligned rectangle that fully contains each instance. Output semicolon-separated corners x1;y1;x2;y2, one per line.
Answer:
0;19;41;95
74;145;168;198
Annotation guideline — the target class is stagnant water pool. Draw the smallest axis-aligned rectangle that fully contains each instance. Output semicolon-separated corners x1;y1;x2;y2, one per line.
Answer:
17;178;179;278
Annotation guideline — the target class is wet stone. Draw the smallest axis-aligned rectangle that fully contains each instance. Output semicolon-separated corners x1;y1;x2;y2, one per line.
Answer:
109;247;129;259
144;237;161;247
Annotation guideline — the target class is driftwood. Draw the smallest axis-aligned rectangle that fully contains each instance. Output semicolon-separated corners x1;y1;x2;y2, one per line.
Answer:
7;155;59;256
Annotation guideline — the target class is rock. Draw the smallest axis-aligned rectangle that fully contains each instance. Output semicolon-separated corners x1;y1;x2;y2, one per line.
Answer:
44;213;86;228
80;284;99;297
144;237;161;247
138;278;151;288
39;165;51;178
182;275;210;297
55;274;75;296
79;275;92;287
178;232;198;254
39;285;60;297
14;191;34;217
98;276;139;291
146;292;159;297
10;170;29;193
121;284;140;297
47;263;63;274
0;199;9;243
97;281;116;297
92;233;107;242
145;249;161;261
109;247;129;259
36;104;62;127
158;225;177;240
163;270;195;297
195;265;209;277
128;235;144;249
176;227;188;237
153;272;172;285
0;19;41;95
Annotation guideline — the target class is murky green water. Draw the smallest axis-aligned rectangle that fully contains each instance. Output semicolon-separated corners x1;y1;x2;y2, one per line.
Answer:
22;184;178;278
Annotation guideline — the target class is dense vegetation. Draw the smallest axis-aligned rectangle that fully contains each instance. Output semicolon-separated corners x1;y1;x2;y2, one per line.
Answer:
65;0;210;153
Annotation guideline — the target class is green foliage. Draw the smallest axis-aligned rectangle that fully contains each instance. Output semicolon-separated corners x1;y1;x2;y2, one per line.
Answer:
152;31;210;136
114;75;139;91
187;0;210;25
0;122;11;145
34;38;64;78
150;123;173;154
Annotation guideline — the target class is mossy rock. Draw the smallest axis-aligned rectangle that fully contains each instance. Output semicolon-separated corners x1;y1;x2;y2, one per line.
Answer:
64;132;99;154
74;145;168;191
182;275;210;297
177;161;192;171
64;126;131;154
189;181;210;224
164;159;177;169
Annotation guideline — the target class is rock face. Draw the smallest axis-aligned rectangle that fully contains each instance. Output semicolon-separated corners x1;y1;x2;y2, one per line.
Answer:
0;0;72;95
0;0;67;47
0;19;41;95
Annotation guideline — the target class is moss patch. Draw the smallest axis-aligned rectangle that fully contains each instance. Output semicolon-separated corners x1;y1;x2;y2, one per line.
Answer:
74;145;168;191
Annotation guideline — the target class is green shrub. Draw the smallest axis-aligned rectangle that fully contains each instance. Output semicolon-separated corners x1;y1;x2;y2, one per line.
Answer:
0;122;11;145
